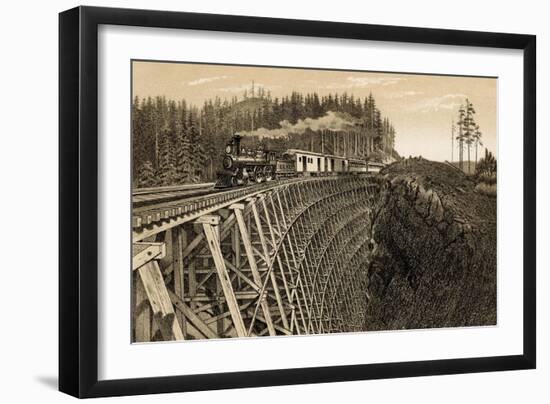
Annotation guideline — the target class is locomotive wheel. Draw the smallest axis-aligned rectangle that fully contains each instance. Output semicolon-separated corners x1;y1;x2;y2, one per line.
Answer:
235;168;246;186
242;168;251;185
254;166;264;183
264;166;274;181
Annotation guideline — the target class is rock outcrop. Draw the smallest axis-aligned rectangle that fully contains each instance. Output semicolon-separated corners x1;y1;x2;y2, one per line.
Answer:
364;158;497;330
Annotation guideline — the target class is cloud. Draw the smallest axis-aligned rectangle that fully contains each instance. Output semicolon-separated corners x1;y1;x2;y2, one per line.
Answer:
347;76;404;86
217;83;280;93
384;90;424;99
320;76;405;89
187;75;228;86
410;93;467;113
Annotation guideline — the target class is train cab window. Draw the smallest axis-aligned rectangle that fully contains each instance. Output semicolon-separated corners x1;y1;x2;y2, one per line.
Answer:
298;156;302;162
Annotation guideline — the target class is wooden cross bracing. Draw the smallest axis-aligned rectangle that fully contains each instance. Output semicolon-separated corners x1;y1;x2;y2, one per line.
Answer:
132;176;382;341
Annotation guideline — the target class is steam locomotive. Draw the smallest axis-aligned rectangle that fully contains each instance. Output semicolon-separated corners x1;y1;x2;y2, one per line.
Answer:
215;133;383;188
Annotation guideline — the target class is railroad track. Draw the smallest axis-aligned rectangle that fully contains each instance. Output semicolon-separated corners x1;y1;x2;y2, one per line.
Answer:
132;174;375;240
133;183;216;208
133;183;215;196
132;177;320;238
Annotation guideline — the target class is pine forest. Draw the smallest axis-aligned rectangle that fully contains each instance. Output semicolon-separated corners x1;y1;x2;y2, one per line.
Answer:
132;86;398;187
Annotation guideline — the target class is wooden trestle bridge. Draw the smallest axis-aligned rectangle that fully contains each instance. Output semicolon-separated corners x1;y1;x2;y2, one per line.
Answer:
132;176;382;342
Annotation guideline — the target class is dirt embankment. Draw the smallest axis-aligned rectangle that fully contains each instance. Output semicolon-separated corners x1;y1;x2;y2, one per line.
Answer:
365;158;496;330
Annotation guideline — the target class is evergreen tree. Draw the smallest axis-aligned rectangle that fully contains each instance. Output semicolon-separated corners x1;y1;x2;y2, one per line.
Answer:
132;96;145;175
157;127;176;185
475;148;497;179
174;118;191;183
136;160;156;187
473;124;483;164
463;99;476;174
187;110;207;181
455;100;481;174
456;105;466;170
131;88;398;186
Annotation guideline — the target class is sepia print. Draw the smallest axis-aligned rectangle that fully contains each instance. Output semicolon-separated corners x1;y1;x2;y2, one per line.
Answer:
131;61;497;343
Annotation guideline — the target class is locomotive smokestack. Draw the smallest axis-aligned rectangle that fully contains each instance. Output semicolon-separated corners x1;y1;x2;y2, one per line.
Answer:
233;133;242;155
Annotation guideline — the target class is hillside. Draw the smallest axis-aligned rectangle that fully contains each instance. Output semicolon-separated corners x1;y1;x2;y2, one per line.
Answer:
230;97;271;115
364;158;496;329
448;160;478;175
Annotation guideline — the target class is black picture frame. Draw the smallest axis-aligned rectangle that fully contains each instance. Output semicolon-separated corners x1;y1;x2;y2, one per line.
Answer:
59;6;536;398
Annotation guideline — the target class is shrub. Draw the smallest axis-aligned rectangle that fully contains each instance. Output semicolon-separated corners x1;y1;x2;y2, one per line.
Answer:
475;182;497;197
477;172;496;185
475;149;497;179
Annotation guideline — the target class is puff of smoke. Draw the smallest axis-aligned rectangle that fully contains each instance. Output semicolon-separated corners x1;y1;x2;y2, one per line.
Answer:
239;111;356;139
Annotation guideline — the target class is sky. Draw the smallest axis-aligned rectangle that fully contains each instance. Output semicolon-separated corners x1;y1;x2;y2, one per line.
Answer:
132;61;497;162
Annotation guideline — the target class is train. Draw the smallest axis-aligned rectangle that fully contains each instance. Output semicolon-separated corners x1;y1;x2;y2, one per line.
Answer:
215;133;385;188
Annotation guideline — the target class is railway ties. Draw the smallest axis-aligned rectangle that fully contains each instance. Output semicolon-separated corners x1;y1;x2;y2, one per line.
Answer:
132;177;322;240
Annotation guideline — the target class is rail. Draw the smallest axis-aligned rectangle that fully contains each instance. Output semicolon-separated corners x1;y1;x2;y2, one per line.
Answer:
133;182;215;196
132;176;321;241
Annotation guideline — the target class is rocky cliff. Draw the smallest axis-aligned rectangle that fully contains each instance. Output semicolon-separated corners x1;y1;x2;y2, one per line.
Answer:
364;158;497;330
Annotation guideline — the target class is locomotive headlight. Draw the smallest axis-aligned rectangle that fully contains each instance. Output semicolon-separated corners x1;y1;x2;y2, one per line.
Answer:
225;145;232;154
223;156;233;169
